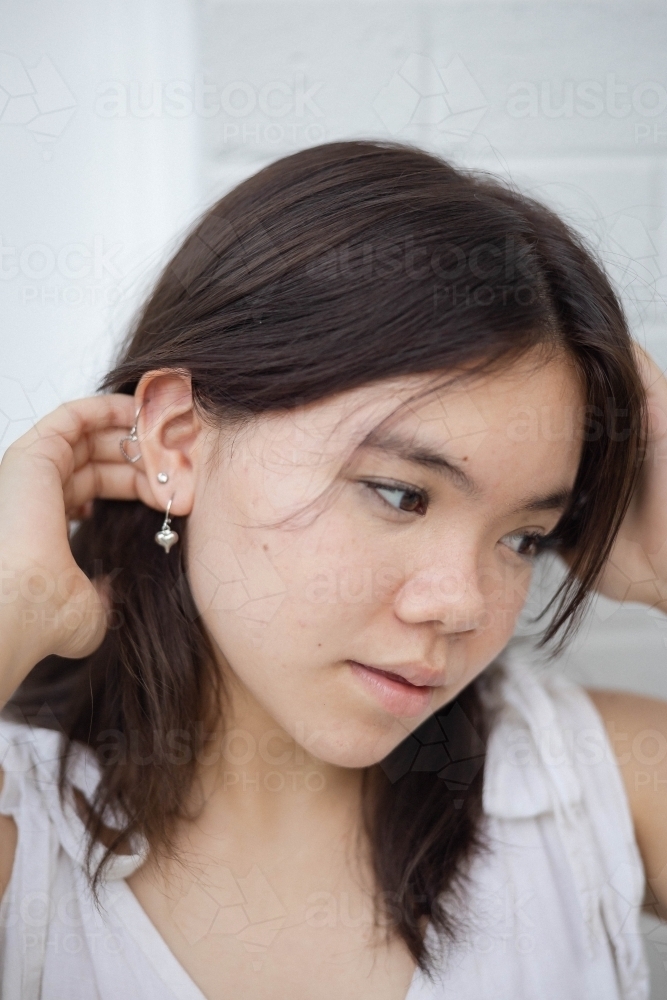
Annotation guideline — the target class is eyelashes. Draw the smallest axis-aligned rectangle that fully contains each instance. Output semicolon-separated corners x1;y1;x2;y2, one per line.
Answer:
361;480;430;516
360;479;549;560
501;530;548;560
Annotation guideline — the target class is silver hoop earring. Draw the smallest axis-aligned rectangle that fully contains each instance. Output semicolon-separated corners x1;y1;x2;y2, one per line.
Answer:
155;496;179;553
119;401;145;464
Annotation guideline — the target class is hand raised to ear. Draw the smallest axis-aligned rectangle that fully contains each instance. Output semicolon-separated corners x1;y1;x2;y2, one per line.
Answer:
562;345;667;611
0;393;158;700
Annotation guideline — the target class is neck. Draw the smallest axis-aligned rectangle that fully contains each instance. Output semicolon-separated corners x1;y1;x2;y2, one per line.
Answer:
182;669;368;847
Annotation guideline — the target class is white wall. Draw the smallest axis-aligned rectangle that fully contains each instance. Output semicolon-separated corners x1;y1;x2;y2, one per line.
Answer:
2;0;667;991
0;0;206;443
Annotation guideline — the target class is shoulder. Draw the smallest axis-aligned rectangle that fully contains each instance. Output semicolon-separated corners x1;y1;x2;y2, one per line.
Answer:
585;687;667;918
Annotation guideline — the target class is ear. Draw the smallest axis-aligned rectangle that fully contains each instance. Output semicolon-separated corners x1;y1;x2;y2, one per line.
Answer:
134;369;203;516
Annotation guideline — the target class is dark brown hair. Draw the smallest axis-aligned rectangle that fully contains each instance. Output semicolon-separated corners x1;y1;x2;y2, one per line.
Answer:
6;140;647;977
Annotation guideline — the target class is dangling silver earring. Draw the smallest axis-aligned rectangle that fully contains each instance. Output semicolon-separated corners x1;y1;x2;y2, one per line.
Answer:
155;496;179;553
119;401;145;464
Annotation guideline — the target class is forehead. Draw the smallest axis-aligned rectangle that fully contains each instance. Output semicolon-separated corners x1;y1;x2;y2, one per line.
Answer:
220;353;585;496
381;356;584;501
400;353;584;442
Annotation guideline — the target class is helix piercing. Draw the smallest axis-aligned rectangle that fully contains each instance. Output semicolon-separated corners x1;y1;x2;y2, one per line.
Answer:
119;401;145;464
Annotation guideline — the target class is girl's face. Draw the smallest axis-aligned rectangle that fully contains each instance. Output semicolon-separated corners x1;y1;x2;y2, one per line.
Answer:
184;351;584;767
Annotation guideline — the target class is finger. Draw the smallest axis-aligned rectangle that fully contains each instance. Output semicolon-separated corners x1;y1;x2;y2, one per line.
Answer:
62;462;162;513
70;425;145;471
7;394;141;488
38;394;139;443
9;395;140;476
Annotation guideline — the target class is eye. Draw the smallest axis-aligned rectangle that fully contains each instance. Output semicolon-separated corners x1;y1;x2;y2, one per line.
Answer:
362;481;429;516
501;530;546;560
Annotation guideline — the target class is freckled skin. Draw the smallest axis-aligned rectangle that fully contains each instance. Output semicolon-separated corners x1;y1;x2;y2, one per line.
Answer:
137;348;585;769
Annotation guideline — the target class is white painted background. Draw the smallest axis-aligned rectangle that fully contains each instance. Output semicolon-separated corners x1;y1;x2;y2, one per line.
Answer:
1;0;667;991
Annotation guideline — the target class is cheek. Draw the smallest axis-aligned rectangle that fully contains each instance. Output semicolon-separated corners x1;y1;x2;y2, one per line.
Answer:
185;498;381;658
468;558;533;666
264;514;394;644
184;498;282;653
480;553;534;616
293;533;400;618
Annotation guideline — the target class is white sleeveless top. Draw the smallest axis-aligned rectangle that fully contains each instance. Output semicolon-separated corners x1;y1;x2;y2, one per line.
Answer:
0;645;651;1000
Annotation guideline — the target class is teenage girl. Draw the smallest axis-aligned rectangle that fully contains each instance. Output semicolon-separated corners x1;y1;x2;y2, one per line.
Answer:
0;141;665;999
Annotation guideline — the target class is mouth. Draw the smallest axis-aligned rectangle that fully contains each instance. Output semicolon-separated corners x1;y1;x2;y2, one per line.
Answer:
346;660;436;718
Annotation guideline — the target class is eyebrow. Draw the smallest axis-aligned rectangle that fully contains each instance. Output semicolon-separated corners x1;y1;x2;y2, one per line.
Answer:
359;429;574;515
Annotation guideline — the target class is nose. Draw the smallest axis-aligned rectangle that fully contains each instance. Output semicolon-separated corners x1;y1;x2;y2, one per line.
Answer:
393;553;488;634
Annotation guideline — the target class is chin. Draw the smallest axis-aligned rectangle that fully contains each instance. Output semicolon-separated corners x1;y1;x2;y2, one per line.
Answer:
299;719;420;770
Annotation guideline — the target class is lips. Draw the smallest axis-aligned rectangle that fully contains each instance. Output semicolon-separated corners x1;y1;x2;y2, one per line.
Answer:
346;660;438;718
